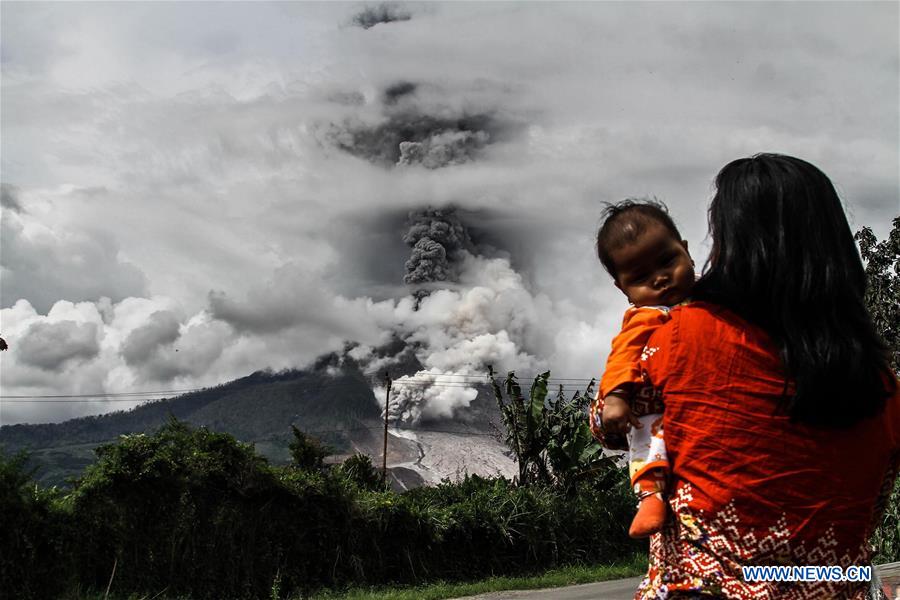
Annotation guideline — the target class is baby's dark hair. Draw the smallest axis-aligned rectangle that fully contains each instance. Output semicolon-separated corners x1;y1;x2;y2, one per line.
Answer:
596;198;682;278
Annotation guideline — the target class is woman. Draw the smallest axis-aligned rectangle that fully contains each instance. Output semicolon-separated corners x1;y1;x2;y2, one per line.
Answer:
634;154;899;599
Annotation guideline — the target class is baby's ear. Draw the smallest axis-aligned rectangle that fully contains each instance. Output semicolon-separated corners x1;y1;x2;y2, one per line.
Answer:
681;239;690;254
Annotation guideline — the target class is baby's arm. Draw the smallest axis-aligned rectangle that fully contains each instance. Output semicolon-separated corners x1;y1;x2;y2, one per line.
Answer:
600;385;643;436
598;307;671;438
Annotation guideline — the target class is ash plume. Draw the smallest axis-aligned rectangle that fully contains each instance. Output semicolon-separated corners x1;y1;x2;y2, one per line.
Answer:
1;184;24;213
351;4;411;29
342;208;547;427
383;82;417;105
398;130;490;169
324;113;496;169
387;370;480;423
402;208;475;285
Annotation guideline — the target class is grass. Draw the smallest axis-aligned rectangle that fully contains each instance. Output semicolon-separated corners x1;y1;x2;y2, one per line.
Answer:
304;554;648;600
65;555;647;600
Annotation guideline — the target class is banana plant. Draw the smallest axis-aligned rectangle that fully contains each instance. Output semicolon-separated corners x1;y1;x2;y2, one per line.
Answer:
489;368;614;489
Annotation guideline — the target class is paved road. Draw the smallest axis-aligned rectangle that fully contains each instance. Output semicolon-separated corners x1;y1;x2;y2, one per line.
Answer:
450;576;644;600
450;562;900;600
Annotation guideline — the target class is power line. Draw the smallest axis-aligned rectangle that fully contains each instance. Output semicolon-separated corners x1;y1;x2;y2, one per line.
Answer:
10;425;507;453
0;383;594;402
0;374;596;402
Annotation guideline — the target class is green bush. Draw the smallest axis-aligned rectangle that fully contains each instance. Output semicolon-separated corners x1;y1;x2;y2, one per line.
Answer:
6;419;638;599
0;451;70;599
288;425;329;472
338;453;385;492
346;471;639;585
67;419;358;599
857;219;900;562
873;473;900;564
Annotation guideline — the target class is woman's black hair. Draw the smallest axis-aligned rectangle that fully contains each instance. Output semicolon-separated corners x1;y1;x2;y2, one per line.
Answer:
694;153;894;427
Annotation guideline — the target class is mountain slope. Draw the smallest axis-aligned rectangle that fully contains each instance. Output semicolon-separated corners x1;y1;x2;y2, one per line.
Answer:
0;354;383;486
0;347;514;488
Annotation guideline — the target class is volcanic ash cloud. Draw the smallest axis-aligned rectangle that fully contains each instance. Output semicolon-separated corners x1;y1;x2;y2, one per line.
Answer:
358;208;547;425
402;207;475;285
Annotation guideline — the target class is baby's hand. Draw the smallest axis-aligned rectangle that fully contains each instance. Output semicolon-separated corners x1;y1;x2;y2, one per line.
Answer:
601;391;643;436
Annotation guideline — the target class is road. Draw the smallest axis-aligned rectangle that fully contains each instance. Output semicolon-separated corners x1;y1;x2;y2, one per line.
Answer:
450;562;900;600
450;576;644;600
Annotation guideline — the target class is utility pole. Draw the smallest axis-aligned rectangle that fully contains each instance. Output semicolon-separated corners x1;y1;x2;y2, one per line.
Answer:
382;372;392;481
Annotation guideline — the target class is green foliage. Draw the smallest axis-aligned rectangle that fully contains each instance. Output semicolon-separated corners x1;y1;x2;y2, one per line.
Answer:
490;370;551;485
12;417;638;599
339;453;385;492
67;417;350;599
544;383;616;493
0;451;70;599
490;368;612;489
872;474;900;564
349;473;638;584
289;424;329;471
856;216;900;374
858;218;900;563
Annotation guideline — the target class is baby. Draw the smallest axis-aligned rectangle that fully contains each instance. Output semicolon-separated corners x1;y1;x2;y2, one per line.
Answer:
589;199;694;538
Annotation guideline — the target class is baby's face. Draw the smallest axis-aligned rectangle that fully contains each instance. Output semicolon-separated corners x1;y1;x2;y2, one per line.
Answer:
610;223;694;307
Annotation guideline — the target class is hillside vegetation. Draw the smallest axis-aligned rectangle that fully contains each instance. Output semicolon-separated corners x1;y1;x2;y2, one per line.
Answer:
0;355;383;487
2;417;639;600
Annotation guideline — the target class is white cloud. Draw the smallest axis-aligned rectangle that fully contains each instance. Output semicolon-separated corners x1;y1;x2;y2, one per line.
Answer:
1;207;148;313
17;320;100;371
1;2;896;423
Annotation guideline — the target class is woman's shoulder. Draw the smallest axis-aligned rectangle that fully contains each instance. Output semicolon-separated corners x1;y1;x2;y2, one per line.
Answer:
670;301;762;335
673;300;739;321
653;301;776;360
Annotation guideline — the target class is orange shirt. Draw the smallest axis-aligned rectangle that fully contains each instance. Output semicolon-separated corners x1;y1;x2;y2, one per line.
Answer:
590;306;672;448
636;302;900;600
599;305;672;401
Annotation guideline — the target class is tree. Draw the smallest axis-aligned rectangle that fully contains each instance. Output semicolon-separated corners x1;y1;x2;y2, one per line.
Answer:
856;218;900;563
489;368;614;490
288;425;328;472
0;451;67;599
338;454;384;491
855;216;900;374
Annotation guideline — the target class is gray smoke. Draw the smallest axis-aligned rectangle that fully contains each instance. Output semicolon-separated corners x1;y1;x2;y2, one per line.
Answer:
1;184;24;213
341;207;547;426
402;208;475;285
351;4;412;29
324;112;497;168
398;130;490;169
383;81;417;105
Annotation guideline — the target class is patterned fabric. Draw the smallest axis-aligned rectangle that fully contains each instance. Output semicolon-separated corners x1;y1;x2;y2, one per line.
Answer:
635;302;900;600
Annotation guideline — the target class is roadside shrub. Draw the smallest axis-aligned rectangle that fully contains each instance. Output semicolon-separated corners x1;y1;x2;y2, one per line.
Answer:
0;451;69;599
15;419;640;598
342;471;638;585
556;474;640;564
67;419;357;599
